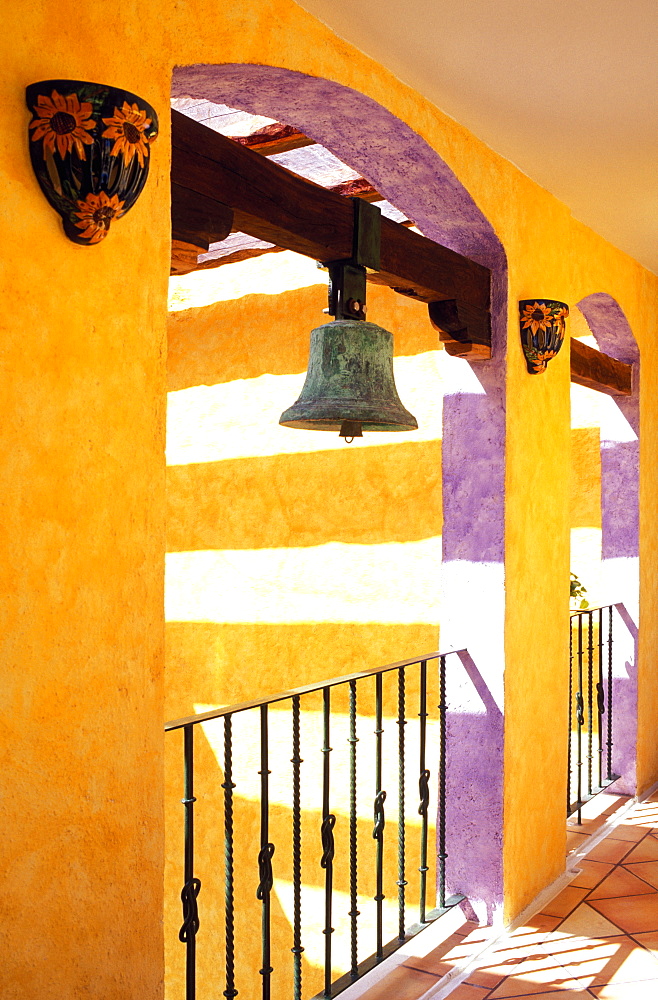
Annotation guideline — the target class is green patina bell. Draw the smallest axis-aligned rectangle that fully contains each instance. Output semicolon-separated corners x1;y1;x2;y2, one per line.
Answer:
279;319;418;439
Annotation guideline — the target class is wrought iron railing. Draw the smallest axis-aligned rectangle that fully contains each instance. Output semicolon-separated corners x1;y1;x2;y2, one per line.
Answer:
568;605;621;822
165;651;466;1000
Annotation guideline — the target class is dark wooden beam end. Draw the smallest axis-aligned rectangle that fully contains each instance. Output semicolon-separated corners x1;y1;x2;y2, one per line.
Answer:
570;338;632;396
428;299;492;360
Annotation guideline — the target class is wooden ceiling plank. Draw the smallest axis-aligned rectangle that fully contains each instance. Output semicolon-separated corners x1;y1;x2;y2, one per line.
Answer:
230;122;316;156
570;338;632;395
194;246;286;271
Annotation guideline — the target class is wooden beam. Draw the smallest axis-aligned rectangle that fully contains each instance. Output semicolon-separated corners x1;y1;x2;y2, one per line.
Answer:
570;338;632;395
171;240;201;275
428;299;491;359
171;109;491;335
171;181;234;250
229;123;315;156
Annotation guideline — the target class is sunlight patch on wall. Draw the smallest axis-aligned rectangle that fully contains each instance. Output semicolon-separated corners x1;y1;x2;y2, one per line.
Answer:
195;705;440;822
603;558;639;620
166;537;442;624
167;351;443;465
571;382;637;444
169;251;325;311
571;527;603;608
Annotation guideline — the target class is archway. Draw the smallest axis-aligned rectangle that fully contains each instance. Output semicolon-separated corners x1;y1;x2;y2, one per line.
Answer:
168;65;510;970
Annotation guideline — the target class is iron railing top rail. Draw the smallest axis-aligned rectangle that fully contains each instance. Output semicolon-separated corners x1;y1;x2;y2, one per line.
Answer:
164;648;466;731
570;603;618;617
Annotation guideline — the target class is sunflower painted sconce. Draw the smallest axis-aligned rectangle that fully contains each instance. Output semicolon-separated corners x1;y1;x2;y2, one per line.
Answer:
519;299;569;374
26;80;158;246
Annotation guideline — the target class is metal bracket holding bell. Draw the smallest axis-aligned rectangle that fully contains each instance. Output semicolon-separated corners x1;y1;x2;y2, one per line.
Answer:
326;199;381;322
279;198;418;440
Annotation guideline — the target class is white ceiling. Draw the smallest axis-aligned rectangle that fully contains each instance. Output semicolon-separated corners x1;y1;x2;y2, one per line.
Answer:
295;0;658;273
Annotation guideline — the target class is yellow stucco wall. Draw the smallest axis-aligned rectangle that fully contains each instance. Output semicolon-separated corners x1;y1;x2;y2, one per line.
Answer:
571;427;602;535
4;0;658;994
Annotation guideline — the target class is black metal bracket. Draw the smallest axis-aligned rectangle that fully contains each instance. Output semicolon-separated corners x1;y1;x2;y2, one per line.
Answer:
326;199;381;321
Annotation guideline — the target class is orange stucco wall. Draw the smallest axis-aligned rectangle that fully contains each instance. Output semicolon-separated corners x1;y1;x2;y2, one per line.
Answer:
4;0;658;994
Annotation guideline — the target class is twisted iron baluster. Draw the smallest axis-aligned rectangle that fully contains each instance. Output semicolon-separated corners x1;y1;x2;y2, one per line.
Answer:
257;705;275;999
438;655;447;909
321;687;336;998
180;724;200;1000
396;666;407;941
587;611;594;796
576;615;584;823
373;672;386;960
607;605;614;780
596;607;605;789
291;696;304;1000
222;715;238;999
418;660;429;924
348;680;359;979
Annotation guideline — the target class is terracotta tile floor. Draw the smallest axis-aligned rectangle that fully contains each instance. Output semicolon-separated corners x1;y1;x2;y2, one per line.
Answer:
356;792;658;1000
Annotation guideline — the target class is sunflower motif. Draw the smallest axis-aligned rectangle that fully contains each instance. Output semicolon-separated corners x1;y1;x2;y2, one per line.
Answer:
521;302;554;336
553;305;569;333
527;348;557;373
102;101;152;168
29;90;95;160
73;192;125;244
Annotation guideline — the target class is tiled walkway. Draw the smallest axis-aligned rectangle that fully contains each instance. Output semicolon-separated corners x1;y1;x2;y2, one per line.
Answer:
357;793;658;1000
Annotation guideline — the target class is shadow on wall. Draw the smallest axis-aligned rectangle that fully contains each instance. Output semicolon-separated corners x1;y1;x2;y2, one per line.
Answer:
167;279;436;391
164;647;503;1000
166;441;442;552
445;651;504;925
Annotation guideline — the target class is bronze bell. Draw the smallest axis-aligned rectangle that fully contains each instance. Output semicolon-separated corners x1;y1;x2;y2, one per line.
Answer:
280;199;418;440
279;318;418;438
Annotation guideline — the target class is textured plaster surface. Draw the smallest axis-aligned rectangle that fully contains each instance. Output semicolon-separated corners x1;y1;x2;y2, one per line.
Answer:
4;0;658;992
445;652;504;925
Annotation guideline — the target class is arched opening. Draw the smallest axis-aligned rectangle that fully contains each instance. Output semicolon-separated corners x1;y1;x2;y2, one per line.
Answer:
165;64;509;996
571;293;639;797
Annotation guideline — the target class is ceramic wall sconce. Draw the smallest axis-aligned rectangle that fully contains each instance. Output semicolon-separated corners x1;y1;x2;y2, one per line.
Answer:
519;299;569;374
26;79;158;245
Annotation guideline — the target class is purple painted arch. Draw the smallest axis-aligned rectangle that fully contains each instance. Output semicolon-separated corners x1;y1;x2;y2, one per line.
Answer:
577;292;639;367
172;63;506;272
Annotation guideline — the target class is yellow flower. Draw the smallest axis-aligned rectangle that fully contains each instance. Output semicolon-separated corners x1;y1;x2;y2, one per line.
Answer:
521;302;554;336
29;90;95;160
73;192;125;244
528;348;557;373
553;306;569;332
102;101;152;168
